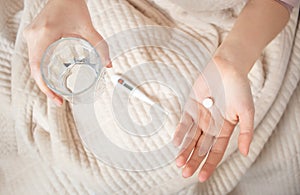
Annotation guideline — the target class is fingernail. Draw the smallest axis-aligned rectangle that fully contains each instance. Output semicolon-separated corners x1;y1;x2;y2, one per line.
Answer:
242;149;249;156
105;59;112;67
176;156;185;167
182;170;190;178
240;146;249;156
182;167;191;178
53;97;63;106
199;171;207;182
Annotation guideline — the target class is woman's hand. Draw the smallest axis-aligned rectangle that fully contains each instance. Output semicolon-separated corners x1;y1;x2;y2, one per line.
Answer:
173;58;254;182
23;0;111;106
172;0;291;182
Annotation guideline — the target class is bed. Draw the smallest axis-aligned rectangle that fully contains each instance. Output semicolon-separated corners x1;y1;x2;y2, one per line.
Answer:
0;0;299;194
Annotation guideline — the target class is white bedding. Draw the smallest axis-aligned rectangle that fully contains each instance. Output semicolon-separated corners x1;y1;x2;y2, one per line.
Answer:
0;0;299;194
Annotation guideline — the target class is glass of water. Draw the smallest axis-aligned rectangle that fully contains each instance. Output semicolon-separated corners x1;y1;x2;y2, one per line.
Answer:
41;38;106;104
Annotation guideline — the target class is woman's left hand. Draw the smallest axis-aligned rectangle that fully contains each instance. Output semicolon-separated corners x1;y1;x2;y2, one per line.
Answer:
173;57;254;182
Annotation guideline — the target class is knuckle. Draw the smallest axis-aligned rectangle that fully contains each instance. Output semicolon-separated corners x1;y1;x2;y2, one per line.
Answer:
210;147;224;155
36;23;52;35
242;105;255;116
183;136;197;146
188;158;200;167
204;160;217;169
178;148;190;157
80;25;95;35
24;23;52;39
240;129;253;136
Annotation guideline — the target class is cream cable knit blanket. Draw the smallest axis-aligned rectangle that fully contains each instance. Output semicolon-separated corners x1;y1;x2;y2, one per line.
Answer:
0;0;299;194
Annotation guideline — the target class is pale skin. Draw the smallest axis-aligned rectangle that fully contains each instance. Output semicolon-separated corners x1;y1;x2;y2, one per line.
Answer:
174;0;290;182
23;0;111;106
24;0;290;183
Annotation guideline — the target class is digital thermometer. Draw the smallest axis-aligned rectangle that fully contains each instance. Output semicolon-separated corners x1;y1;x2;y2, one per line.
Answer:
111;75;167;114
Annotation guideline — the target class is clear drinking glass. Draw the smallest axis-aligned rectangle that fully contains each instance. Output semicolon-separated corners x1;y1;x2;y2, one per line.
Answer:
41;38;105;104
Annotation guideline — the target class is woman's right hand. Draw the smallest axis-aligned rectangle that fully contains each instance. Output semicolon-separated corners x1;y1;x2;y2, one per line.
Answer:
23;0;111;106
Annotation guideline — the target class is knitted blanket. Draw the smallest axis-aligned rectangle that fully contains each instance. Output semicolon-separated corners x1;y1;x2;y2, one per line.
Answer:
0;0;299;194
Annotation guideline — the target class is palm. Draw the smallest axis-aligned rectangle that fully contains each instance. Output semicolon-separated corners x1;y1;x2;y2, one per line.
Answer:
173;60;254;182
23;0;110;105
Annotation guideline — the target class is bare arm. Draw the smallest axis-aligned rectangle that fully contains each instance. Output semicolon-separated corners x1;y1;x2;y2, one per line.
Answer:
174;0;294;182
214;0;290;76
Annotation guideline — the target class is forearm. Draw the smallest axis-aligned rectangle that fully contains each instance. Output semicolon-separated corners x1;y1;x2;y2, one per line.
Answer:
48;0;86;5
214;0;290;75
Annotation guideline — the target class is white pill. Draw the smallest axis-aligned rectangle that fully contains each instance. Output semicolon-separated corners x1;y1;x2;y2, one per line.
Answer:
202;97;213;108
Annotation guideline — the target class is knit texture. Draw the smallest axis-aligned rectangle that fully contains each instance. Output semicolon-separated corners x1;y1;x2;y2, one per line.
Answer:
0;0;299;194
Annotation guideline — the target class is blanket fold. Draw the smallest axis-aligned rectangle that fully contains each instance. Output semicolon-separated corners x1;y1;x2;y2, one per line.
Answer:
0;0;299;194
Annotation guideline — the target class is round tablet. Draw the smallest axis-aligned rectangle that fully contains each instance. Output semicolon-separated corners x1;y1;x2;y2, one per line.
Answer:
202;97;214;108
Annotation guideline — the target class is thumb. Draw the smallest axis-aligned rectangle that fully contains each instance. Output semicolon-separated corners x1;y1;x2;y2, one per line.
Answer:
238;107;254;156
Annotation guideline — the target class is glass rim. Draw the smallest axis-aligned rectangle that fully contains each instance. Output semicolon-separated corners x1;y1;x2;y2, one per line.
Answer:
41;37;103;97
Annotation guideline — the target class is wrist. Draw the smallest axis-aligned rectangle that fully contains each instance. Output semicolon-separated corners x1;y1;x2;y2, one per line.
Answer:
213;40;256;77
50;0;86;3
212;53;249;80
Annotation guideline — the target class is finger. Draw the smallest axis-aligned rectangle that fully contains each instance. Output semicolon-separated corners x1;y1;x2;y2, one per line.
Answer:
197;103;211;135
182;117;233;178
198;133;215;157
25;30;63;105
198;106;223;156
181;134;206;178
175;123;201;168
238;108;254;156
183;98;201;120
173;112;193;147
184;98;211;130
83;29;112;68
174;95;213;169
31;64;63;106
198;120;235;182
